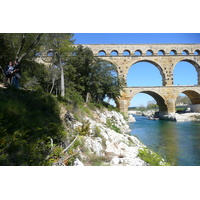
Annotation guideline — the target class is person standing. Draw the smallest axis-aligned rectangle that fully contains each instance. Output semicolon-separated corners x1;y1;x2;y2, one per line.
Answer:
4;61;14;86
12;60;21;89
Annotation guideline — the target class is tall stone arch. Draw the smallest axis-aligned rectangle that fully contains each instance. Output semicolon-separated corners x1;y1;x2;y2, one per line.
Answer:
172;59;200;85
175;89;200;104
118;87;169;116
131;91;168;115
126;59;166;86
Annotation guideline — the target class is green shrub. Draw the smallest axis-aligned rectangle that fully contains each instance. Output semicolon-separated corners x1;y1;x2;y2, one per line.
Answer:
106;118;122;134
138;147;170;166
76;122;91;136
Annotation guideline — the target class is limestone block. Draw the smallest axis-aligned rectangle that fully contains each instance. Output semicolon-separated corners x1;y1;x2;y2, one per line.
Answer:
110;156;120;165
127;115;136;123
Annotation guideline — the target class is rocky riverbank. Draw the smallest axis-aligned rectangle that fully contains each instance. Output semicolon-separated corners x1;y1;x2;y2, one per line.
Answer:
128;110;200;122
60;108;168;166
161;112;200;121
72;109;147;166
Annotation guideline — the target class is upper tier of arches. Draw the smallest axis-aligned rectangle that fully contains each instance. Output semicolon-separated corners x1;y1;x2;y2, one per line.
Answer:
74;44;200;57
97;49;200;56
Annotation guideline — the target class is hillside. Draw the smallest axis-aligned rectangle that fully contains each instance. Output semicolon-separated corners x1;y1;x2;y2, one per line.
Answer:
0;86;169;166
0;87;65;165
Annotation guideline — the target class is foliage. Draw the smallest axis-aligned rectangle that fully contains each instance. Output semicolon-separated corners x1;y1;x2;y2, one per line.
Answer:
20;60;49;91
0;33;43;65
76;122;91;136
0;34;124;107
138;147;171;166
106;118;122;134
0;87;66;165
0;34;129;166
41;33;75;97
64;82;84;107
66;45;126;104
176;95;191;105
147;100;158;109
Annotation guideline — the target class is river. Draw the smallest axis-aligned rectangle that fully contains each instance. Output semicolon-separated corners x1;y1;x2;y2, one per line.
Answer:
129;115;200;166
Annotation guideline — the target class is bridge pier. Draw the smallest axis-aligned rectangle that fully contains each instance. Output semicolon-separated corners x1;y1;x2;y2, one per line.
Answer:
165;99;176;114
197;68;200;85
116;98;130;117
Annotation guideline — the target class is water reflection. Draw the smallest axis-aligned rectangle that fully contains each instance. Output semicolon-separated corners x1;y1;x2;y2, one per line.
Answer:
129;115;200;166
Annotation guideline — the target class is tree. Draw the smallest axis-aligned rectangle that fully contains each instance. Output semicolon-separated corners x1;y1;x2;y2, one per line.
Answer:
42;34;74;97
147;100;158;109
176;95;191;105
66;45;126;104
0;33;43;65
15;33;43;62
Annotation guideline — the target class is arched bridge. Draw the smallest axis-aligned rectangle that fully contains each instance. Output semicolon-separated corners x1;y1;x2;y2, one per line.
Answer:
77;44;200;116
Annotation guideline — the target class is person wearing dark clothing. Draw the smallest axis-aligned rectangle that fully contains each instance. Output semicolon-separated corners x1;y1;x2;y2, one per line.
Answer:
4;61;14;85
12;60;21;89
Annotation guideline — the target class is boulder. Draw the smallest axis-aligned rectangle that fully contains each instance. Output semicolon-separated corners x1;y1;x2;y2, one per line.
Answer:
110;156;120;165
128;114;136;122
84;137;103;156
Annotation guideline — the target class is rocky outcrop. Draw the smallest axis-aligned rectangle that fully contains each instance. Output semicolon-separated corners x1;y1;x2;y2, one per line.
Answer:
160;112;200;121
128;114;136;122
71;109;147;166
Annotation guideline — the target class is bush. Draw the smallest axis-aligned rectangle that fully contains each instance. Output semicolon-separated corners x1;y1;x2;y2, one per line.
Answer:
138;147;170;166
0;87;65;166
76;122;91;136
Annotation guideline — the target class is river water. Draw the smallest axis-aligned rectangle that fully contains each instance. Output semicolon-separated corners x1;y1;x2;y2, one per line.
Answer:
129;115;200;166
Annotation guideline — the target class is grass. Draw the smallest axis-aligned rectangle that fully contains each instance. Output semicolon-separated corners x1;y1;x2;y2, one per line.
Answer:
138;147;171;166
106;118;122;134
0;87;65;166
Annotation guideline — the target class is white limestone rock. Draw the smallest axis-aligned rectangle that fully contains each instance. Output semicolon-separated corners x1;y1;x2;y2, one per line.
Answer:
74;158;84;166
128;114;136;122
110;156;120;165
84;137;104;157
74;108;149;166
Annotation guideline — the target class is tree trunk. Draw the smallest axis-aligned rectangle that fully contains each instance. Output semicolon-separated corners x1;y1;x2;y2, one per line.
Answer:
16;34;26;60
60;57;65;97
17;33;43;62
86;92;90;104
50;75;56;94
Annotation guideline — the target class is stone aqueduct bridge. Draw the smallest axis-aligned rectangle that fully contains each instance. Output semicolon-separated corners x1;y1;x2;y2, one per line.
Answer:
75;44;200;116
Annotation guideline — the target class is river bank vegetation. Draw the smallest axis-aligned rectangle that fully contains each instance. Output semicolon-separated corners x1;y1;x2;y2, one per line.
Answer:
0;33;126;166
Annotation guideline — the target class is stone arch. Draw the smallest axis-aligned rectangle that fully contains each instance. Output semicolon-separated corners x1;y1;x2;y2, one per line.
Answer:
130;90;168;114
158;50;165;55
134;49;142;56
182;49;190;55
110;50;118;56
170;49;177;55
123;50;131;56
173;59;200;85
47;50;53;56
146;49;154;56
98;50;106;56
128;59;166;86
194;49;200;55
178;90;200;104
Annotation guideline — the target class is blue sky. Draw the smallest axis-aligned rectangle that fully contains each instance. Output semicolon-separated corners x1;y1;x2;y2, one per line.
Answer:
74;33;200;44
73;33;200;107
